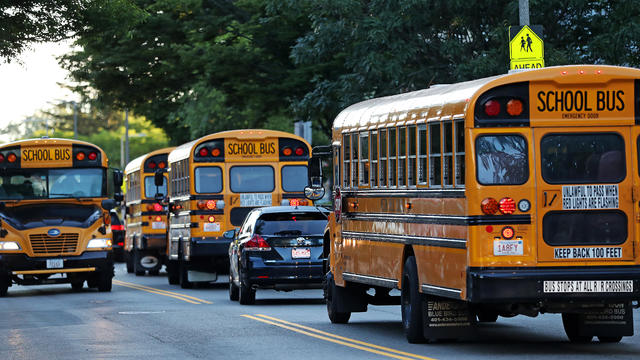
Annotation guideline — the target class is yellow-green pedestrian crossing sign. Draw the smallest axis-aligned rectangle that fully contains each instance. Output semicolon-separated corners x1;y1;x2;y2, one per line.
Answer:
509;25;544;70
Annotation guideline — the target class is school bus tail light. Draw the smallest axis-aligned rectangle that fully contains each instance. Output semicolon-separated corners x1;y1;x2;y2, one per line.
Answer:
506;99;524;116
499;197;516;215
88;152;98;161
206;200;216;210
76;152;85;161
158;161;166;169
244;235;271;251
207;215;215;223
211;148;221;157
7;153;16;163
481;198;499;215
282;147;293;156
153;203;163;212
155;215;162;222
501;226;515;239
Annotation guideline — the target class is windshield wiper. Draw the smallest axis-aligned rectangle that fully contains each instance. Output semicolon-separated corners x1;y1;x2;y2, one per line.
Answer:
50;193;91;201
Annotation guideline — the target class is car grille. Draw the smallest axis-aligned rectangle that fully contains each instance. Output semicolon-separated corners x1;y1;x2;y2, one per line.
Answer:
29;233;79;255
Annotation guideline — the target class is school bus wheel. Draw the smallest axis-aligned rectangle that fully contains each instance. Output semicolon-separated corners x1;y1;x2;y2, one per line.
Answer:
561;313;593;343
325;272;351;324
0;271;9;297
401;256;425;343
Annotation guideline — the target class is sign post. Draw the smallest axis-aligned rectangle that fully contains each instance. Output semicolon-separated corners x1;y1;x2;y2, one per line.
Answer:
509;25;544;70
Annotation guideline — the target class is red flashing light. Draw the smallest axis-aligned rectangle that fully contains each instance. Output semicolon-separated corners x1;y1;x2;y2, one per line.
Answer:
501;226;515;240
484;100;500;116
76;152;85;161
499;197;516;215
199;147;209;157
211;148;221;157
295;147;304;156
153;203;163;212
88;152;98;161
481;198;499;215
111;225;125;231
6;153;16;163
282;147;292;156
148;161;157;169
0;154;5;163
244;235;271;251
117;242;124;246
158;161;166;169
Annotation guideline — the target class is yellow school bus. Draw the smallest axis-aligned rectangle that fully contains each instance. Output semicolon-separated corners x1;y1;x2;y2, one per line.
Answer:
0;137;123;295
306;65;640;343
124;147;174;276
167;129;311;288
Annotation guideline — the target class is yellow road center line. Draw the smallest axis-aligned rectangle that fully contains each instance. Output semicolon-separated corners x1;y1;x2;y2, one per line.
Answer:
242;315;433;360
114;280;212;304
113;280;209;304
254;314;436;360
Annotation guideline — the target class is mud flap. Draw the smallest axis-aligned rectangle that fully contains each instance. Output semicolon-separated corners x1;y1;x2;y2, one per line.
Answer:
575;302;634;337
422;295;476;340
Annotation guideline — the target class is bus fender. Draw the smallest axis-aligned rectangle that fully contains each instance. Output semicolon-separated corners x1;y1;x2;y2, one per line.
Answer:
325;271;368;313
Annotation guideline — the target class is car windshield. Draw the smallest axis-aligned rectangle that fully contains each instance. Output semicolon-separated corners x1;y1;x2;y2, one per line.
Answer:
0;168;105;200
254;211;328;236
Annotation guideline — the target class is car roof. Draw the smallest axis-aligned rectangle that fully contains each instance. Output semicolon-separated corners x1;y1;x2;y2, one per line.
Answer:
254;206;329;215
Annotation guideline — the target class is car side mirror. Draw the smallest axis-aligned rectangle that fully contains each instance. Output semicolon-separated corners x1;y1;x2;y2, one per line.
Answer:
304;186;325;201
223;229;237;239
101;199;117;211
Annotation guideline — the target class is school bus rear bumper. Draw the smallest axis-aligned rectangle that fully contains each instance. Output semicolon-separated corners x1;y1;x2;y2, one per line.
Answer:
0;251;112;276
188;237;231;258
467;266;640;303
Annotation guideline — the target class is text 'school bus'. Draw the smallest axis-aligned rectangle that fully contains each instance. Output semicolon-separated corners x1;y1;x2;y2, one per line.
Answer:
0;138;124;296
166;129;311;288
124;147;174;276
305;65;640;343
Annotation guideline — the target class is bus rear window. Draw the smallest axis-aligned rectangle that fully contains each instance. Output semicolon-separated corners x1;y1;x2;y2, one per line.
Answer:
281;165;308;192
476;135;528;185
195;167;223;193
230;166;274;193
144;176;167;198
541;133;625;184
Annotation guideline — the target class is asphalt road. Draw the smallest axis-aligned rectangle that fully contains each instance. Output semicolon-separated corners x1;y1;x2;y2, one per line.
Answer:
1;263;638;360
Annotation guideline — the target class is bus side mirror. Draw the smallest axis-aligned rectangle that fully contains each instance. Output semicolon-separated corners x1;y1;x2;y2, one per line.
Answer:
308;157;323;187
113;170;124;188
114;193;124;202
101;199;117;211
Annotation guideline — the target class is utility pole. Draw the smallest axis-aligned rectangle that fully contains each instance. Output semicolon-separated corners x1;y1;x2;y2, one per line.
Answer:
519;0;530;26
73;101;78;139
124;109;129;165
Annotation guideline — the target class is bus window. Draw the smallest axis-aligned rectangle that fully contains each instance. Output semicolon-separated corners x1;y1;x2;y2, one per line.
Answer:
541;133;625;184
408;125;416;187
398;127;406;187
359;132;369;186
418;125;427;185
454;120;465;186
389;127;397;187
370;131;378;187
351;133;358;187
145;176;167;198
379;129;387;186
230;166;274;193
443;121;453;187
429;123;442;187
476;135;528;185
343;134;350;188
195;167;223;193
282;165;308;192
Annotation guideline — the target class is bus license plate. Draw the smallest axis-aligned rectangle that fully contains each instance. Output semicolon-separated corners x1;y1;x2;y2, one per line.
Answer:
543;280;633;293
151;221;166;230
46;259;64;269
292;248;311;259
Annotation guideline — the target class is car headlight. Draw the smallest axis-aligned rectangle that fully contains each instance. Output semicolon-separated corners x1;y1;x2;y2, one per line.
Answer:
87;238;112;249
0;241;21;250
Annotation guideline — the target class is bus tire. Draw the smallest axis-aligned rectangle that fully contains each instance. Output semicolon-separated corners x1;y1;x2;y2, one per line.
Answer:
326;273;351;324
477;311;499;323
562;313;593;343
179;261;193;289
167;260;180;285
229;265;239;301
149;269;160;276
0;272;10;297
133;248;145;276
125;251;134;273
598;336;623;343
97;263;114;292
238;269;255;305
71;280;84;291
401;256;425;343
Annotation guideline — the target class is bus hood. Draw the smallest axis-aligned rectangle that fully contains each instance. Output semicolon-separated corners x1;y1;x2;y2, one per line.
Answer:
0;203;102;230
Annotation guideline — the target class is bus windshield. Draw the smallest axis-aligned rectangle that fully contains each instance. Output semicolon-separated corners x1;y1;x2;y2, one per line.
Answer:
0;168;105;200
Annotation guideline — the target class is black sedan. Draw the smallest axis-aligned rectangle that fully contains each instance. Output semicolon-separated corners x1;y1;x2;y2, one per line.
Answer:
228;206;329;304
110;210;126;262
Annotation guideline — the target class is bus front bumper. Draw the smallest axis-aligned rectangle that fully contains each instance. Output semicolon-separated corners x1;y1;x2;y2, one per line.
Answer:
0;251;113;282
467;266;640;303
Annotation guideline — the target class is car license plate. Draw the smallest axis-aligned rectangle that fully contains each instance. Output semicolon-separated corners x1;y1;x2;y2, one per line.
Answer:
292;248;311;259
46;259;64;269
543;280;633;293
151;221;166;230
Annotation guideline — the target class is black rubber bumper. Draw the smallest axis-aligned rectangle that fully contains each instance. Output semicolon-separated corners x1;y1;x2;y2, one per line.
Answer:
189;237;231;258
0;251;112;273
245;257;324;289
467;266;640;303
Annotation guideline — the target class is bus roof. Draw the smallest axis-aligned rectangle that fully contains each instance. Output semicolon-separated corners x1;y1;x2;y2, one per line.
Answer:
124;146;175;174
0;137;104;150
168;129;309;163
332;65;640;132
